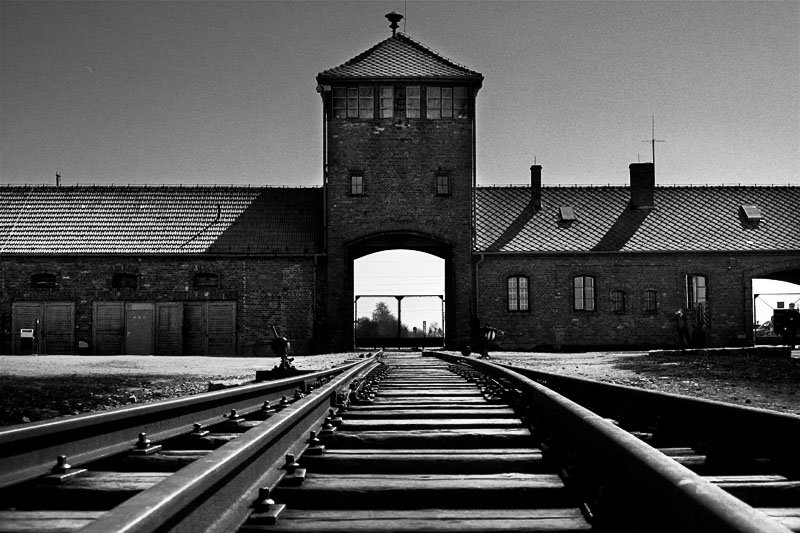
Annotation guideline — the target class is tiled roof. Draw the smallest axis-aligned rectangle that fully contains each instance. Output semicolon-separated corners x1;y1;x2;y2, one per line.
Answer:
317;33;483;82
476;185;800;253
0;186;323;255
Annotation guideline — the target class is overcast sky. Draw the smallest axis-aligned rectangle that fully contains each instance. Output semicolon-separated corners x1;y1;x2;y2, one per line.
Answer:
1;0;797;188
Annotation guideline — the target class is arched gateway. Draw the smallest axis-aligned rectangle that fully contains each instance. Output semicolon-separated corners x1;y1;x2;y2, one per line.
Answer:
316;14;483;350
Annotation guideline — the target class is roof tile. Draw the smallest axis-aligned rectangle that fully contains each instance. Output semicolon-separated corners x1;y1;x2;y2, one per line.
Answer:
475;185;800;253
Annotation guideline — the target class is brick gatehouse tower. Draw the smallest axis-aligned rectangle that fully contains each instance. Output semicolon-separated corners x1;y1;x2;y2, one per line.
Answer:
316;13;483;350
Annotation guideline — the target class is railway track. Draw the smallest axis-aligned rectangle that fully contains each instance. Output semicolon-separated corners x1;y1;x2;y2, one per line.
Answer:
0;351;797;532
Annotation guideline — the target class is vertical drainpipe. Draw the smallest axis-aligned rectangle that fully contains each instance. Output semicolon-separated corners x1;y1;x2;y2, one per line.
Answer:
475;253;485;326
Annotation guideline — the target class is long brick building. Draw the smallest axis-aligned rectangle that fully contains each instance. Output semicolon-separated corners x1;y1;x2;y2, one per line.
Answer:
2;17;798;355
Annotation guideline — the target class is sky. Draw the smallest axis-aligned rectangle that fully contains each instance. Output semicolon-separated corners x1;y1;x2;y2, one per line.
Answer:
1;0;798;188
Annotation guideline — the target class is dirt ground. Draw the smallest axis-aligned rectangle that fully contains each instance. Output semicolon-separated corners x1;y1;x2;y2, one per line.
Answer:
0;350;798;427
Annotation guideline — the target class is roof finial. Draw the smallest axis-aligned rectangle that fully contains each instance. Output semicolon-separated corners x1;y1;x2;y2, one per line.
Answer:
386;12;403;36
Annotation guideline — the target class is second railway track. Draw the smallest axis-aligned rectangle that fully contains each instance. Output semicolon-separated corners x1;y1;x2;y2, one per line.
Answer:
0;351;798;532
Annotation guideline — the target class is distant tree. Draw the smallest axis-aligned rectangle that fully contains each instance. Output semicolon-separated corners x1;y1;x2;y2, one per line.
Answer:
356;301;411;337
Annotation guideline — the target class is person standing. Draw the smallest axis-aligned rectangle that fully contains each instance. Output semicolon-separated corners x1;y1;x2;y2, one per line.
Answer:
784;303;798;349
675;309;690;349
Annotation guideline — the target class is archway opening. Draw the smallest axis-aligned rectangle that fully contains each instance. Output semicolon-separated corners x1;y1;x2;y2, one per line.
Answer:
753;274;800;345
353;249;445;349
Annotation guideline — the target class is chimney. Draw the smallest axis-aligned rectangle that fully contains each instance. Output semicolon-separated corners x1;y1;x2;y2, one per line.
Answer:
629;162;654;210
530;164;542;210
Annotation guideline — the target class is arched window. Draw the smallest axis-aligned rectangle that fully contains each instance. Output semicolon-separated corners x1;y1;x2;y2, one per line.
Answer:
611;290;626;314
507;276;529;311
112;272;138;289
31;273;58;289
573;276;595;311
644;290;658;313
193;273;219;288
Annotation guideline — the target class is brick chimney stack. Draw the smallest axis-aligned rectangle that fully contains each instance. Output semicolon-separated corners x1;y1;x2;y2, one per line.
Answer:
530;164;542;210
629;162;654;210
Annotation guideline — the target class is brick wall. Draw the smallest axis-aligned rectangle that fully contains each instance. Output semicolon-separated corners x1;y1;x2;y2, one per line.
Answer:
475;251;800;350
0;255;322;356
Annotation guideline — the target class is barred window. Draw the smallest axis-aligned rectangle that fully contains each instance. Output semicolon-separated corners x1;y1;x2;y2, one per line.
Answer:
686;275;707;309
508;276;529;311
193;273;219;288
644;290;658;313
611;290;626;314
573;276;595;311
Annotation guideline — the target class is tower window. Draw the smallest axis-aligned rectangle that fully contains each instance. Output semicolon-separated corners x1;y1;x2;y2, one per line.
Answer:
380;86;394;118
508;276;529;311
436;174;451;196
426;86;468;119
351;174;364;196
332;87;374;118
406;86;420;118
573;276;595;311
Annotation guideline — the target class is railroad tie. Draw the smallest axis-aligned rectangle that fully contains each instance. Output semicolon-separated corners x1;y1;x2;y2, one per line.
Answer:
242;352;591;532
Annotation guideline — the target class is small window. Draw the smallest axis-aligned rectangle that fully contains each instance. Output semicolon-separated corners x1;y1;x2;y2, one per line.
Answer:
611;290;626;314
193;273;219;288
573;276;595;311
436;174;451;196
31;273;58;289
644;290;658;313
380;86;394;118
508;276;529;311
112;272;138;289
686;275;707;309
406;86;420;118
351;174;364;196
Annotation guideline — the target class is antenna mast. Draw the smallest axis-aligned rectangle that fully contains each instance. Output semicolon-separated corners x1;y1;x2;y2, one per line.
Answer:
642;115;665;166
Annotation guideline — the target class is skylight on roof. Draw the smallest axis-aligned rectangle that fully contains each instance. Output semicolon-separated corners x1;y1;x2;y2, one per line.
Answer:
559;206;577;222
740;205;763;222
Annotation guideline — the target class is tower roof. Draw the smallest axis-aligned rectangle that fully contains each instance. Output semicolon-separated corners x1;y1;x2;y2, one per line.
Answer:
317;33;483;85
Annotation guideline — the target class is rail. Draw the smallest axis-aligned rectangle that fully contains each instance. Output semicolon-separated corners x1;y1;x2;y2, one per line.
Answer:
435;352;792;533
0;359;372;489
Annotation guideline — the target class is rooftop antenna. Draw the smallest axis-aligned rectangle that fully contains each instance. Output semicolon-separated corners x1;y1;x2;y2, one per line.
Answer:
386;11;403;36
642;115;665;167
55;173;61;187
404;0;407;33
